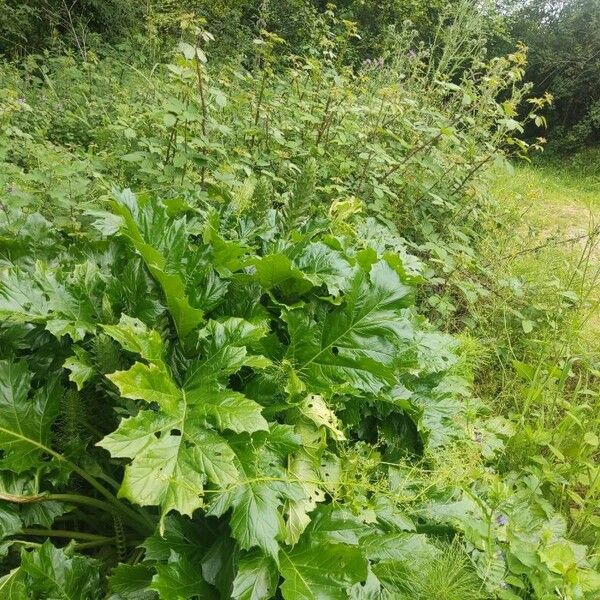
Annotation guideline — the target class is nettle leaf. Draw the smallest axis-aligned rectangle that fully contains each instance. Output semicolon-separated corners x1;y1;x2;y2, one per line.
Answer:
111;190;203;338
0;360;60;472
285;260;414;394
18;541;102;600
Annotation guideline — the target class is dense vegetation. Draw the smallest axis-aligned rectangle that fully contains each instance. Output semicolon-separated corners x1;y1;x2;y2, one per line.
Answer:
0;1;598;599
497;0;600;150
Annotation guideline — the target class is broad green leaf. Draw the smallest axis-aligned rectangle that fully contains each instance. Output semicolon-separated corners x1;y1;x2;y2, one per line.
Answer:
232;552;278;600
538;540;577;576
107;362;181;414
187;387;268;434
0;269;49;322
203;211;251;275
99;318;275;527
185;318;270;385
208;444;303;558
107;564;155;600
0;361;60;472
279;541;368;600
299;394;344;441
151;554;217;600
285;260;414;393
251;254;313;296
102;314;164;362
63;346;95;391
294;242;353;296
98;409;239;525
0;567;27;599
283;423;327;546
0;504;21;539
142;515;205;562
19;541;102;600
111;192;203;338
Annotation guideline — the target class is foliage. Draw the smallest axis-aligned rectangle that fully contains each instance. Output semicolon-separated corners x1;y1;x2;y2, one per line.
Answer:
0;2;598;599
496;0;600;150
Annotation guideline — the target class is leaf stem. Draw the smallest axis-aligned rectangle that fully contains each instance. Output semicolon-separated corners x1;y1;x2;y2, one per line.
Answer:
0;426;154;535
20;528;114;542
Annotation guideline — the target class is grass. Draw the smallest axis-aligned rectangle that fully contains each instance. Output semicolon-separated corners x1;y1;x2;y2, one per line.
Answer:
489;159;600;350
477;159;600;555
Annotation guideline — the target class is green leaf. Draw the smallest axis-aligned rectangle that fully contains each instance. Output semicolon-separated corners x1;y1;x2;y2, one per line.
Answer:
98;410;238;525
111;191;203;338
208;444;302;558
107;564;156;600
63;346;95;391
279;541;368;600
19;541;102;600
538;540;577;576
0;268;49;323
102;314;164;362
187;387;268;434
299;393;345;441
107;362;181;414
251;254;313;296
285;260;414;393
0;361;60;472
142;515;205;562
185;318;270;384
203;212;250;275
232;552;278;600
0;567;28;599
151;554;217;600
294;242;353;296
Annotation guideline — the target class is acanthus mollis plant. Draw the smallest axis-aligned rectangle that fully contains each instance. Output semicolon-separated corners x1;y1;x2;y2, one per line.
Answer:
0;173;467;598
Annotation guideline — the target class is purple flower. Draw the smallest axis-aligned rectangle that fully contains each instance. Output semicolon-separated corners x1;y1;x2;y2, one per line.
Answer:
496;515;508;527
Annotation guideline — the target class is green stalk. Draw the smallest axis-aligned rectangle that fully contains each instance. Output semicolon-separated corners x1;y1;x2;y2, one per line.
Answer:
74;538;118;550
0;427;154;535
20;528;113;542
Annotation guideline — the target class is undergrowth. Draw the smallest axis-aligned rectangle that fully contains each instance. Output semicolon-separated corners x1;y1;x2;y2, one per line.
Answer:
0;2;598;599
